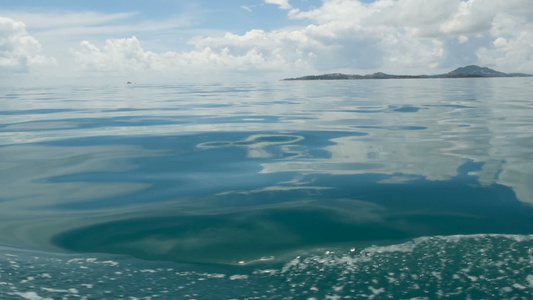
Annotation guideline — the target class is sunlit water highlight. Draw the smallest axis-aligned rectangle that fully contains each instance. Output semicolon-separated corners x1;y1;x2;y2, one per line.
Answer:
1;78;532;298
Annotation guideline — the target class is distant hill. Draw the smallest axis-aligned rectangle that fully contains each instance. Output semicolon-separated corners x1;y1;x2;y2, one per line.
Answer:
283;65;533;81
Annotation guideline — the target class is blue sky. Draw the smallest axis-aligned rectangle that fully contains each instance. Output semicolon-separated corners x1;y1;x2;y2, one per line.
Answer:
1;0;532;85
2;0;328;49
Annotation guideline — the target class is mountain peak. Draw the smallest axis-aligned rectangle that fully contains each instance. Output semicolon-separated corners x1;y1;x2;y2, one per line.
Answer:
447;65;507;77
283;65;532;81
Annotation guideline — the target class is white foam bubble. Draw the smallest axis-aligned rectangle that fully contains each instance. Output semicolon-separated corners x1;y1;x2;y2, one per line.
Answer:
12;292;53;300
527;275;533;288
140;269;157;273
100;260;119;266
229;275;249;280
41;287;70;293
512;283;526;290
1;233;531;299
368;286;385;295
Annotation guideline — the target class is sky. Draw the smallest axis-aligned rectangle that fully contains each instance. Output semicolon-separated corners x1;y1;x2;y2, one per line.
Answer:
1;0;532;85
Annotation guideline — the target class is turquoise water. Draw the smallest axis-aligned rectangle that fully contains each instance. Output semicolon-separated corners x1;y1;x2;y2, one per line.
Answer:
1;79;532;299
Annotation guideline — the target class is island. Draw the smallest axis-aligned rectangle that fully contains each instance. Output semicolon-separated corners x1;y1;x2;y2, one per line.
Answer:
283;65;533;81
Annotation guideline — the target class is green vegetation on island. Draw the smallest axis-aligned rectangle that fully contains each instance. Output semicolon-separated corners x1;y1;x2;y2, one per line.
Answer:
283;65;533;81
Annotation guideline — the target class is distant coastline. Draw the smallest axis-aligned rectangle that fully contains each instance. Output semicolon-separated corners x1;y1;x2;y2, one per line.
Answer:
283;65;533;81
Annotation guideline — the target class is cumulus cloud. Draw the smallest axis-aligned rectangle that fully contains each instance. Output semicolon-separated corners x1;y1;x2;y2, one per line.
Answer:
264;0;293;10
4;0;533;82
0;17;54;72
70;35;308;81
139;0;526;77
186;0;454;74
72;37;154;73
283;0;533;73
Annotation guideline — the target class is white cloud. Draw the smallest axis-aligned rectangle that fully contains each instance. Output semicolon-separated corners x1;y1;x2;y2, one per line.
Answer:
264;0;293;10
3;0;533;83
458;35;469;44
477;30;533;72
0;17;55;72
187;0;454;74
286;0;533;73
165;0;531;77
69;35;309;82
72;37;154;73
289;0;531;38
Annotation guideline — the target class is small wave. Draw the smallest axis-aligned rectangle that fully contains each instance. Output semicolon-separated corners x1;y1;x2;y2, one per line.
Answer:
275;234;533;299
1;234;531;299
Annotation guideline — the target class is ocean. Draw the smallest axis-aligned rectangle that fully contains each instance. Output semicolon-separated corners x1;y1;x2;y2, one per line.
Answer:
0;78;532;299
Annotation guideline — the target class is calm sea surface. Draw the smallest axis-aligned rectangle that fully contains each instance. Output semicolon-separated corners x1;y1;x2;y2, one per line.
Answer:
1;78;532;299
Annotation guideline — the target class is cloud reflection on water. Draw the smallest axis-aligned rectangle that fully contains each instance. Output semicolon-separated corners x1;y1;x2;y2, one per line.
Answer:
0;79;532;263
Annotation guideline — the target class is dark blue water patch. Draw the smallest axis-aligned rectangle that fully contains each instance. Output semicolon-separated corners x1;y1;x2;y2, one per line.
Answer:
423;104;477;109
336;105;423;114
455;159;484;180
177;103;233;109
1;93;20;99
204;115;282;124
353;125;428;131
257;100;301;105
43;131;356;210
50;206;411;264
313;161;524;213
338;108;386;113
50;175;533;264
280;115;317;121
390;105;421;113
102;108;158;113
49;158;533;263
108;103;234;111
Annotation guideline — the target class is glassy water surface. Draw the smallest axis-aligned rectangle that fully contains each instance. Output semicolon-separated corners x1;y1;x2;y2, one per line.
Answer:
1;78;532;299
